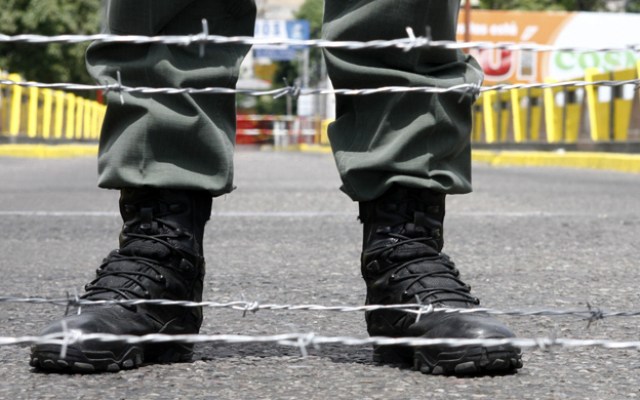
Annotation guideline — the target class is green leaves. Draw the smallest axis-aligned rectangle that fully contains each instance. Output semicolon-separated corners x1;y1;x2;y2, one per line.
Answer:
0;0;101;86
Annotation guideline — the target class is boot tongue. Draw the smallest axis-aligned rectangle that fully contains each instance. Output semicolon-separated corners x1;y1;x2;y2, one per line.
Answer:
385;219;441;261
119;205;173;259
388;234;439;261
119;237;172;259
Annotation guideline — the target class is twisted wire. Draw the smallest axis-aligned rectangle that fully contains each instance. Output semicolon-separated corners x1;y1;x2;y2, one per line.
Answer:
5;332;640;352
0;296;627;323
2;32;640;53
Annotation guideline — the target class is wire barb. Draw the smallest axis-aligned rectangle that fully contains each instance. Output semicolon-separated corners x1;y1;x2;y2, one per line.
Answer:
413;295;434;323
198;19;209;58
403;27;418;52
242;301;260;318
116;70;125;105
586;302;605;329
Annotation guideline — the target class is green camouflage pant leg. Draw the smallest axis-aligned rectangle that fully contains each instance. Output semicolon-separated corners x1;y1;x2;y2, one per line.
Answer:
87;0;256;195
322;0;483;201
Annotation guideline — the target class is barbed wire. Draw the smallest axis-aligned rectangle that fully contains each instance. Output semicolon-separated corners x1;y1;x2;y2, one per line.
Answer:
3;295;635;354
6;331;640;354
1;78;637;99
2;31;640;54
0;296;627;324
2;27;638;99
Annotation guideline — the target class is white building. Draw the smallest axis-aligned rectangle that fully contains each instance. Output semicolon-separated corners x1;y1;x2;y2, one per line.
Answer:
256;0;306;19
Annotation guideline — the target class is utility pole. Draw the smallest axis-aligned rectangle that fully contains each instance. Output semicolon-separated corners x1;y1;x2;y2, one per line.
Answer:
464;0;472;43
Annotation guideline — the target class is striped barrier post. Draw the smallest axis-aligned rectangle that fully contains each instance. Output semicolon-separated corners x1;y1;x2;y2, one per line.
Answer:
8;73;23;138
543;79;582;143
27;86;39;138
585;67;635;142
41;89;53;140
53;90;65;139
482;90;511;143
511;87;543;143
65;93;76;140
471;96;484;143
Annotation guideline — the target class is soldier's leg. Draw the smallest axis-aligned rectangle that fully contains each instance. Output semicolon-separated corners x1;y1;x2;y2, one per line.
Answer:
323;0;523;375
30;0;257;373
88;0;255;195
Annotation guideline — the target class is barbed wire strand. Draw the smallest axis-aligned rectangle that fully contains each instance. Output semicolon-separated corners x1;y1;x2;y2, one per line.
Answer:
0;296;633;323
2;31;640;53
5;332;640;353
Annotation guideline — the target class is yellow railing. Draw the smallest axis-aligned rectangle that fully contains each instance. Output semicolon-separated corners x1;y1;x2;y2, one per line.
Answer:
0;73;105;141
472;63;640;145
4;68;639;146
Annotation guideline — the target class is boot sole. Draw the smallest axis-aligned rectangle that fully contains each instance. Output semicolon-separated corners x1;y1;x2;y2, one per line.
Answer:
29;342;193;373
374;343;523;376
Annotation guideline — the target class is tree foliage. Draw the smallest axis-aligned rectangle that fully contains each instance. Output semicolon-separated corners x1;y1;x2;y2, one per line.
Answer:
0;0;101;84
627;0;640;12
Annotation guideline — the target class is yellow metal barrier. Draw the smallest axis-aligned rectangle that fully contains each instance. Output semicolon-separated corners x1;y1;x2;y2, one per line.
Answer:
510;87;543;142
0;72;9;134
1;69;639;148
585;67;635;142
482;90;511;143
471;96;484;142
319;119;331;146
543;79;582;143
53;90;65;139
8;73;23;137
0;73;103;141
41;89;53;139
65;93;76;140
75;97;84;141
27;86;39;138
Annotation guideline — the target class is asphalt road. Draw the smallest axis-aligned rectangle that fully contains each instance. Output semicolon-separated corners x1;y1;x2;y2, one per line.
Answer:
1;149;640;400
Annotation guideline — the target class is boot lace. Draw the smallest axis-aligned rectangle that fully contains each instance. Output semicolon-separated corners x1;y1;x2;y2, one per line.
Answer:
82;215;193;303
375;231;480;307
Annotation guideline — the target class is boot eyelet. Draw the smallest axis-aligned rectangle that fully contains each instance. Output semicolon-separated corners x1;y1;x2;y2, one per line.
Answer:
180;259;195;273
365;260;379;273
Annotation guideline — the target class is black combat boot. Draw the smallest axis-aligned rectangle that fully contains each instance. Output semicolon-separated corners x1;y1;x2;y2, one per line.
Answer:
359;185;523;375
30;188;212;373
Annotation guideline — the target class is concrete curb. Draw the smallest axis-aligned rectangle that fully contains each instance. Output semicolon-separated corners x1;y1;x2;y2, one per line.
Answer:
3;144;640;175
298;144;640;174
0;144;98;158
472;150;640;173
